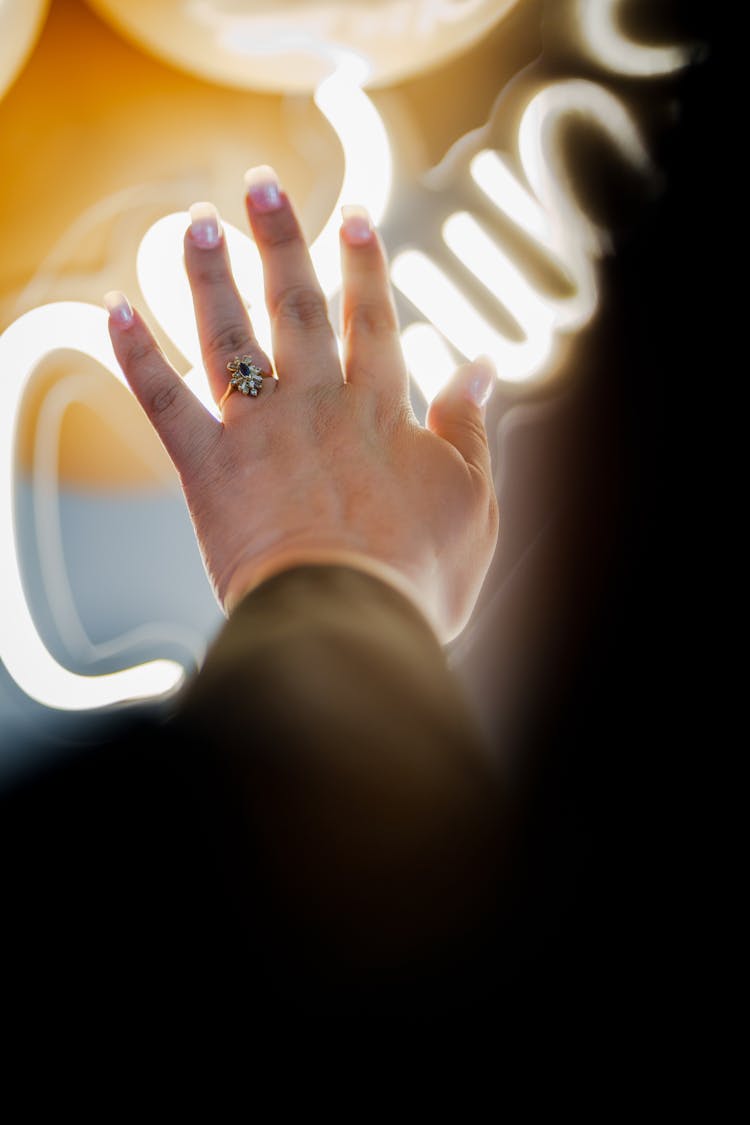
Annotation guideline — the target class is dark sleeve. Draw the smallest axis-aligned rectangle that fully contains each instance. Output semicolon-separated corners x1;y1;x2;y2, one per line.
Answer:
1;566;503;1019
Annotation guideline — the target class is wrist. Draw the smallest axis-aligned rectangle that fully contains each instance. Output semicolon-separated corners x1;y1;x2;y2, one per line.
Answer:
222;547;441;639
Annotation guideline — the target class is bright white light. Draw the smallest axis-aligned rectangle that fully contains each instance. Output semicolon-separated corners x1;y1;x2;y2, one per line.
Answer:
577;0;692;77
470;149;555;247
518;78;652;265
391;249;553;383
442;210;559;340
311;64;392;298
0;302;185;710
407;78;653;393
392;250;497;357
400;322;457;404
470;145;597;335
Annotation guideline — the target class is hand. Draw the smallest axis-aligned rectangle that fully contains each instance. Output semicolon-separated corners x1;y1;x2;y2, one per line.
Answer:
105;165;498;642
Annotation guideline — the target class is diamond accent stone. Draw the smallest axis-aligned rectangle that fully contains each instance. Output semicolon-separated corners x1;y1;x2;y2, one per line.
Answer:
227;355;264;397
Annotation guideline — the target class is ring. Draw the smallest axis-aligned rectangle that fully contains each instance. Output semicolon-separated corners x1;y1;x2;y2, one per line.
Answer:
219;356;265;410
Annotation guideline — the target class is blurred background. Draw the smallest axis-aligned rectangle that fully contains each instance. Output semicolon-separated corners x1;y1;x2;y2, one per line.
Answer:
0;0;716;795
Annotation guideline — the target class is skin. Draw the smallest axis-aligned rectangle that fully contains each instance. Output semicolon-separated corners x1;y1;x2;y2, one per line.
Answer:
106;169;499;643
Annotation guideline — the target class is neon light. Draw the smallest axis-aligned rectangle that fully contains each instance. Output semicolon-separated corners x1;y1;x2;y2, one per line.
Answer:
517;78;652;264
32;372;207;669
395;78;654;390
86;0;519;92
442;208;559;343
470;149;555;247
576;0;693;76
0;302;185;710
0;0;49;101
392;248;554;383
400;322;458;404
310;64;392;298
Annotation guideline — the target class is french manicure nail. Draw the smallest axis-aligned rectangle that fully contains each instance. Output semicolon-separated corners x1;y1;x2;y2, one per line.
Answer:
466;355;496;408
341;204;373;245
104;289;134;327
189;201;222;248
244;164;282;212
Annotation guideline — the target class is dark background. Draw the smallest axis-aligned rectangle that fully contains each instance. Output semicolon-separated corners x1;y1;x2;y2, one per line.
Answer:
514;2;726;1023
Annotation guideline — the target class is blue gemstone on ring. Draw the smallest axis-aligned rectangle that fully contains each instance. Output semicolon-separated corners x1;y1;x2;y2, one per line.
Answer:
226;354;264;400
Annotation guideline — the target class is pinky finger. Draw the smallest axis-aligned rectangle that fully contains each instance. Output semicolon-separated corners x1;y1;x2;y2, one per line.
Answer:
105;290;221;477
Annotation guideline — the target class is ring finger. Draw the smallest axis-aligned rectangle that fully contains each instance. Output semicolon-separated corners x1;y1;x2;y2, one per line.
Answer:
184;201;274;409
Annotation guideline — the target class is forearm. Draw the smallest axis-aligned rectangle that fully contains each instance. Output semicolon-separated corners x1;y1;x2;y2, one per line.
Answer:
177;563;502;970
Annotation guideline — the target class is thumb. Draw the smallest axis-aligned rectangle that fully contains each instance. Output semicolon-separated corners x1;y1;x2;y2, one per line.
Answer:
425;355;496;476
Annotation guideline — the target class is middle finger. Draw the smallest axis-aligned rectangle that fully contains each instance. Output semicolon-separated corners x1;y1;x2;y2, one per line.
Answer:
244;165;341;388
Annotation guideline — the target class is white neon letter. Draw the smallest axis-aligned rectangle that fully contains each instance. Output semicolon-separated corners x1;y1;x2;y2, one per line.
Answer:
577;0;693;77
0;303;185;710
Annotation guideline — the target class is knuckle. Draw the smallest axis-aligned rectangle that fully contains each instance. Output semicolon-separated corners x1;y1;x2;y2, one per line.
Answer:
203;322;253;364
261;217;303;252
455;408;491;454
186;251;225;287
124;339;157;370
345;300;398;338
149;380;182;420
275;284;330;331
468;416;490;449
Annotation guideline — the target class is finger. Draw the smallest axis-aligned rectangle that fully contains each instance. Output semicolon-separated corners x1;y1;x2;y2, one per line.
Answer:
339;205;407;397
244;165;340;386
425;356;496;481
105;291;221;476
184;202;273;406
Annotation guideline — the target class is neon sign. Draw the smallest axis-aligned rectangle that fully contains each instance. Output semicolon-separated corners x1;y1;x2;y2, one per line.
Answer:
0;0;695;712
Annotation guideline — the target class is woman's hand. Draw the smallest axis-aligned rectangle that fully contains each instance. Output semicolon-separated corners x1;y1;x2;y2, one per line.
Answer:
105;165;498;642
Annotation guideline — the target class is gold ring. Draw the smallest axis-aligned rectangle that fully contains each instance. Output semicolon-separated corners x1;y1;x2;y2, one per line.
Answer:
220;356;265;410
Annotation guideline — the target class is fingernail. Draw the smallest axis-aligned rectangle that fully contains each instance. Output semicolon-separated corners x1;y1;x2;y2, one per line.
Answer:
465;355;496;408
341;205;373;245
104;290;134;327
244;165;282;213
189;201;222;248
